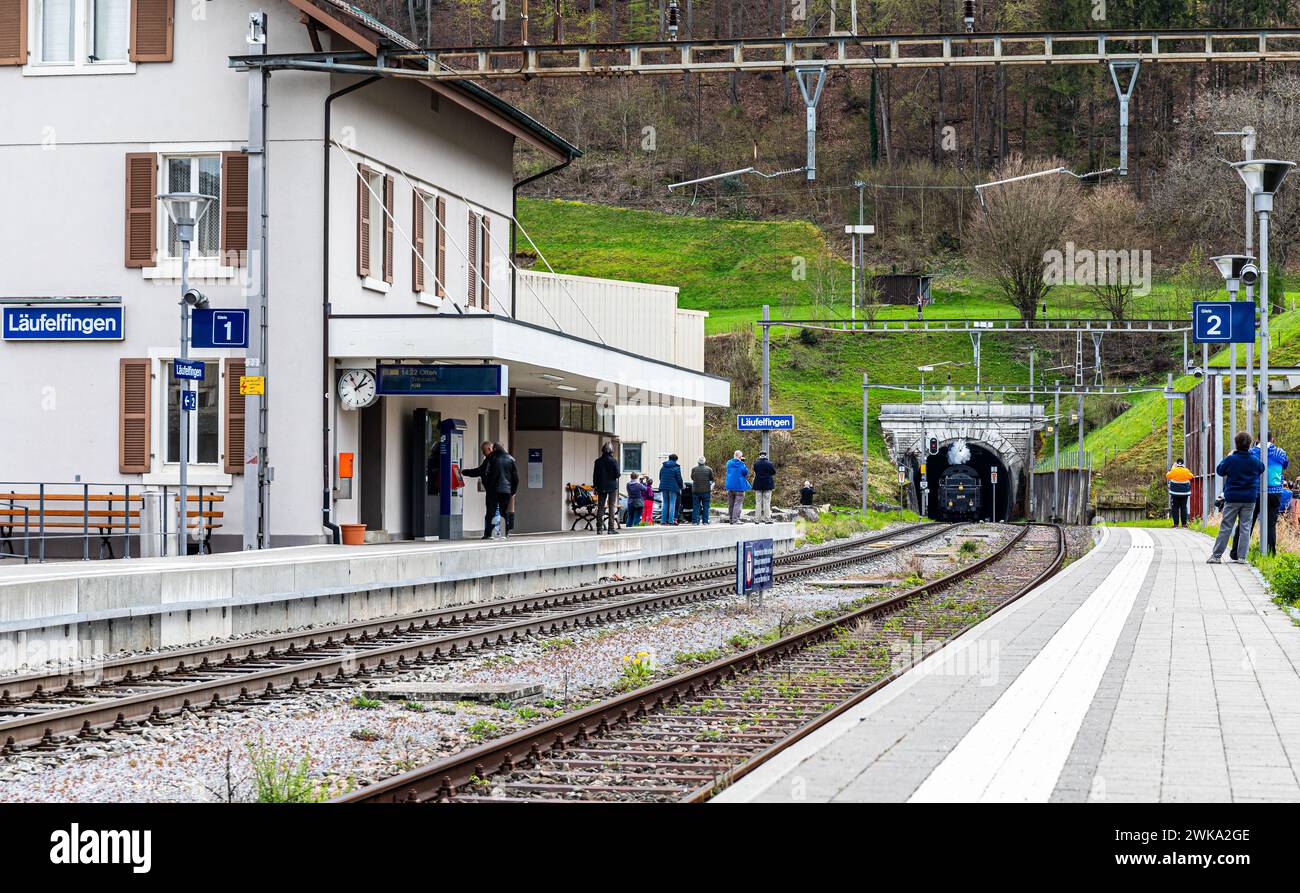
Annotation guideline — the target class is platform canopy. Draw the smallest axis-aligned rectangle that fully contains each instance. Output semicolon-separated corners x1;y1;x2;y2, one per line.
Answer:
329;312;730;408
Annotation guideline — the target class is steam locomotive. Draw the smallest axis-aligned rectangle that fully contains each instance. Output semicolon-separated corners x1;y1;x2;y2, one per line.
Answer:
937;464;982;520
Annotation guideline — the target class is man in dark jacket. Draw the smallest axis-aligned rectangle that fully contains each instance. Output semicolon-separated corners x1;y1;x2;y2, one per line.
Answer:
462;441;519;539
690;457;714;524
592;443;621;535
658;454;684;526
752;451;777;524
1209;432;1265;564
800;480;816;506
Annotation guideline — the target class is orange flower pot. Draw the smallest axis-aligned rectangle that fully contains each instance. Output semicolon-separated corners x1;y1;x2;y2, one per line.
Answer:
340;523;367;546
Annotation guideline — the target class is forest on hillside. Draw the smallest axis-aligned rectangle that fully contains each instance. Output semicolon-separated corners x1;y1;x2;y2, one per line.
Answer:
358;0;1300;276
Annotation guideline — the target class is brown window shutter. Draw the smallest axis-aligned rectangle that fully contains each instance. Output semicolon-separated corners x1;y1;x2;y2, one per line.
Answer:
0;0;26;66
467;212;478;307
356;165;371;278
220;152;249;267
383;174;394;284
435;196;446;298
224;359;246;475
130;0;174;62
411;190;425;293
480;216;491;311
124;153;157;268
119;359;152;474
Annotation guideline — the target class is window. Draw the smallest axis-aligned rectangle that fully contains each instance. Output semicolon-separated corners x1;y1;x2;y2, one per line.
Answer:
90;0;127;61
165;361;220;465
29;0;137;70
38;0;74;62
622;443;643;474
357;165;392;287
163;155;221;259
515;397;615;436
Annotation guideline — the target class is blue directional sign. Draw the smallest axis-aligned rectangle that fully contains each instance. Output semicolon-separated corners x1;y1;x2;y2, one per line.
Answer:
737;414;795;431
2;306;123;341
1194;301;1255;344
174;360;206;381
191;308;249;348
181;390;198;412
737;538;774;597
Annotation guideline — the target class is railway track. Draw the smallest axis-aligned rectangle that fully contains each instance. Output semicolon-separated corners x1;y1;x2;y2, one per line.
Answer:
338;523;1065;803
0;520;955;754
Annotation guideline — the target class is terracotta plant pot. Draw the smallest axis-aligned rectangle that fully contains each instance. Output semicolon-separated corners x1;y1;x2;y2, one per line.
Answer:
340;523;367;546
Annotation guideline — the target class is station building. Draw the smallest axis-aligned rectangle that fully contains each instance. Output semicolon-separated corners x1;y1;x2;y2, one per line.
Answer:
0;0;727;550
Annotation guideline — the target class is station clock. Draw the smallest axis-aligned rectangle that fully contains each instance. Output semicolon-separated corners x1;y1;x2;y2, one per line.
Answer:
338;369;379;409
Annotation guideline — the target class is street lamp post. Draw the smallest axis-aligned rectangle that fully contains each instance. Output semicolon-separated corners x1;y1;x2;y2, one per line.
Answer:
1231;159;1294;556
1210;254;1259;509
158;192;215;559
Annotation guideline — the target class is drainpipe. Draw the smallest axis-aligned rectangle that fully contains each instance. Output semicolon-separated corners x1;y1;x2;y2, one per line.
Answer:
511;155;573;318
322;76;382;545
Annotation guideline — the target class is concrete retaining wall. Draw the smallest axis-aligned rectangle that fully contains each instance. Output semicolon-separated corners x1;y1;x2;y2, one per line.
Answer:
0;524;796;672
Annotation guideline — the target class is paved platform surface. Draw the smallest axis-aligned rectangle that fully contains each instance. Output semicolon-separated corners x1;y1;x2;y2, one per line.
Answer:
716;527;1300;803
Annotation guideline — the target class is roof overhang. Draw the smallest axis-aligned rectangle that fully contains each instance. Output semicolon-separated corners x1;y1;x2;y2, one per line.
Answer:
329;313;730;408
277;0;580;162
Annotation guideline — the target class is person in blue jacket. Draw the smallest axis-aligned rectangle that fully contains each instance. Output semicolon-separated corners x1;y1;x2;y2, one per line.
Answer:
1209;431;1265;564
724;449;752;524
1234;434;1289;557
658;454;684;526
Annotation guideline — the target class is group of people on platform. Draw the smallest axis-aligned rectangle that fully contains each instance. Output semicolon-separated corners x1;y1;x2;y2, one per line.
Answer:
590;445;804;534
1165;431;1293;562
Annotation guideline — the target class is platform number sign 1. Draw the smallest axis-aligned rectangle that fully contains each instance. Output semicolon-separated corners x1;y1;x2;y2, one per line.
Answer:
191;308;250;349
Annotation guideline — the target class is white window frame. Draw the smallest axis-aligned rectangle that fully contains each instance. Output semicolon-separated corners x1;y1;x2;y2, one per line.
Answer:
142;351;234;487
140;145;242;282
24;0;136;76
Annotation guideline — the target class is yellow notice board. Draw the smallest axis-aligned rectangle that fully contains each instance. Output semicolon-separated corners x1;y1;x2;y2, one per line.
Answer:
239;375;265;396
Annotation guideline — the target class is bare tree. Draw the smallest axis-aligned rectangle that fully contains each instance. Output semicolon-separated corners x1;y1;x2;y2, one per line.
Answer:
967;155;1080;320
1069;182;1145;321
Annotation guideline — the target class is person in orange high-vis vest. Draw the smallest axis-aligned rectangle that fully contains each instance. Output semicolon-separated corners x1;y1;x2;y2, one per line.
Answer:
1166;458;1194;528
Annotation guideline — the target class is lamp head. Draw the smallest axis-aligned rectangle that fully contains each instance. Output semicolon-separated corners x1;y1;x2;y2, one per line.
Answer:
1232;159;1295;198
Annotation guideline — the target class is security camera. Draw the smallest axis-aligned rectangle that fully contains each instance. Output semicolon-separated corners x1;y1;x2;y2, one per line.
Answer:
1190;367;1205;379
183;287;208;308
1240;263;1259;288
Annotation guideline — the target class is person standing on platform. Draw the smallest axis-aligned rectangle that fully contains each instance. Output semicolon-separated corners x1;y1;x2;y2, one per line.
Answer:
691;457;714;524
1252;434;1289;556
593;443;621;535
1165;458;1193;528
462;441;517;539
752;451;777;524
641;477;655;525
1209;432;1265;564
625;473;646;527
658;454;684;526
725;450;752;524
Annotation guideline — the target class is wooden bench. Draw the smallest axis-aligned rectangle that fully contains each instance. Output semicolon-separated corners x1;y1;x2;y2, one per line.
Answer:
0;492;224;559
566;483;617;531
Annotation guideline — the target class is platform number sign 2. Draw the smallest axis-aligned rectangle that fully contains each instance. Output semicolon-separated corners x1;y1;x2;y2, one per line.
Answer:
1193;302;1255;344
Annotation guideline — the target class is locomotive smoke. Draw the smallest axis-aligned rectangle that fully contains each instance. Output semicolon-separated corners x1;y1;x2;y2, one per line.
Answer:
947;439;971;465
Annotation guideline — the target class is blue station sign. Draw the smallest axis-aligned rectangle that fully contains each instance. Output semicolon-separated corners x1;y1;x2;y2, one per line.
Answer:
737;414;795;431
191;308;249;349
2;306;123;341
174;360;206;381
737;538;775;597
1193;301;1255;344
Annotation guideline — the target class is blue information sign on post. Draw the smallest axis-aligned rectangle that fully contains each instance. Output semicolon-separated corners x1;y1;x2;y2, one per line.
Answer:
1193;301;1255;344
737;414;795;431
191;308;249;348
737;538;774;600
181;390;198;412
174;360;205;381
